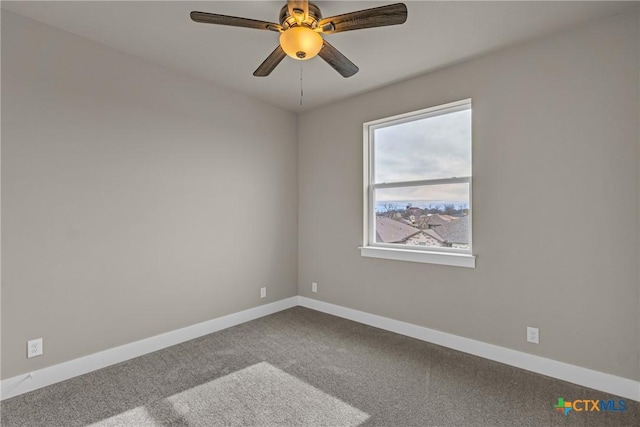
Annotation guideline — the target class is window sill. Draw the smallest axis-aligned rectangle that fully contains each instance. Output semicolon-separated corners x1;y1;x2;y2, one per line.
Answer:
360;246;476;268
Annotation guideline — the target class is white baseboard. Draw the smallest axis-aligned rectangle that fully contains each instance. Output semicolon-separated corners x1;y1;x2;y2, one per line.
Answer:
3;295;638;403
298;296;640;402
1;297;298;401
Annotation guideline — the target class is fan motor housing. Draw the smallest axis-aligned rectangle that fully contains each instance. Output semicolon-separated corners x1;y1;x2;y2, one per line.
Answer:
279;2;322;29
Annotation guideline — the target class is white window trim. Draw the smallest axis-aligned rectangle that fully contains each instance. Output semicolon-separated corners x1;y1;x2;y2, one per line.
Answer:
361;99;476;268
360;246;476;268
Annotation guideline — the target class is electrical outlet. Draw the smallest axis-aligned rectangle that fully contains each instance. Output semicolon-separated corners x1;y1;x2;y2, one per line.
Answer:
312;282;317;293
527;327;539;344
260;287;266;298
27;338;43;358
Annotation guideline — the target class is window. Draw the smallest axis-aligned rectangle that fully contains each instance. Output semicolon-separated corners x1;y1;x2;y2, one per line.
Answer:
361;99;475;268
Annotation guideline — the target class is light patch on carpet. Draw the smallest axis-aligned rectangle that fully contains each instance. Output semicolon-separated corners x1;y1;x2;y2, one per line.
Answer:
90;362;370;426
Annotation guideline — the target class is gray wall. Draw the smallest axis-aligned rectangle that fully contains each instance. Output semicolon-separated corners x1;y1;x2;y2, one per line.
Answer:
3;7;639;384
298;11;640;380
1;11;298;379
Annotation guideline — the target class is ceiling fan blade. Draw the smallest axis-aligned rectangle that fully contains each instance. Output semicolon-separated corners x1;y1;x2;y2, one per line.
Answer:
287;0;309;24
190;11;282;32
318;40;358;78
253;46;287;77
318;3;407;34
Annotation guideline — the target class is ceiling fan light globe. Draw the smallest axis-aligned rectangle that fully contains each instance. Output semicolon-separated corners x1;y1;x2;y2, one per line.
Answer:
279;26;323;60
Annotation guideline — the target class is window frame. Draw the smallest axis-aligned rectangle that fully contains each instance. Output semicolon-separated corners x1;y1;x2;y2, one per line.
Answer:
361;99;476;268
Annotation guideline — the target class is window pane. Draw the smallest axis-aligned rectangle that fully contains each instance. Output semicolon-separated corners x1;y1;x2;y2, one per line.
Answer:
374;183;470;250
374;108;471;183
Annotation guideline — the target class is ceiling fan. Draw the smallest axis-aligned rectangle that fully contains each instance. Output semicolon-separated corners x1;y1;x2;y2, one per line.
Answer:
190;1;408;78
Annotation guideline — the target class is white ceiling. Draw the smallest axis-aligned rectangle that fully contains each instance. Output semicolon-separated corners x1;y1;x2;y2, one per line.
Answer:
2;1;634;112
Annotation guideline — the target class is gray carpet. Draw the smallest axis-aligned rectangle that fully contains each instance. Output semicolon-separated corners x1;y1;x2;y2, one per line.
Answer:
1;307;638;426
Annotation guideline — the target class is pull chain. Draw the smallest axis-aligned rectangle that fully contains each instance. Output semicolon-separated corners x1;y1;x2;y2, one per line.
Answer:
299;63;304;108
